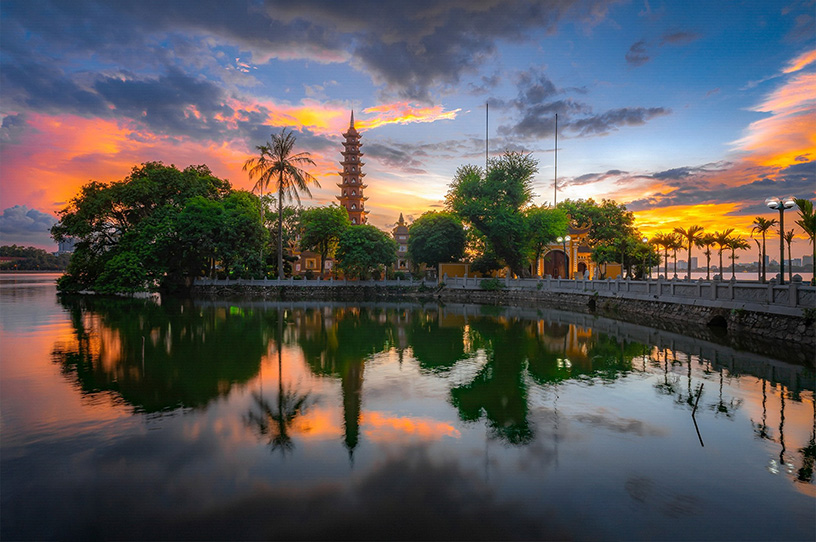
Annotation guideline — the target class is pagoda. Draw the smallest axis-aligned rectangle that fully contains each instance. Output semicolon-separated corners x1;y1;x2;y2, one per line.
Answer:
336;111;369;225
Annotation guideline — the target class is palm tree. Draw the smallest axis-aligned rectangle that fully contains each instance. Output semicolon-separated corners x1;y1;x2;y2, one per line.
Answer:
751;217;777;283
713;229;734;280
695;233;717;280
243;128;319;279
667;234;683;279
783;229;795;283
753;238;761;281
726;236;750;280
794;198;815;285
674;225;705;280
651;233;671;279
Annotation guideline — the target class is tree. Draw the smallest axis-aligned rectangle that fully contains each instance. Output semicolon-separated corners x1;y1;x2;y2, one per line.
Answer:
446;152;537;277
695;233;717;280
666;234;683;278
794;198;815;284
51;162;247;293
525;205;568;275
300;205;351;276
751;217;777;283
0;245;71;271
407;211;467;270
674;225;704;279
725;236;750;280
650;233;672;279
243;128;319;279
713;229;735;280
335;225;397;279
783;229;795;283
557;198;637;248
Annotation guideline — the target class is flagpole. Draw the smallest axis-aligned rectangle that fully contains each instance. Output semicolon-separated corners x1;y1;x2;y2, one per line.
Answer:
554;113;558;207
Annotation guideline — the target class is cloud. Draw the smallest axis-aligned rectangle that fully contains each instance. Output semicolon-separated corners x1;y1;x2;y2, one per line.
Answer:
0;205;56;235
0;114;28;144
2;0;619;104
782;48;816;74
364;142;428;174
626;40;650;66
568;107;669;137
660;31;701;46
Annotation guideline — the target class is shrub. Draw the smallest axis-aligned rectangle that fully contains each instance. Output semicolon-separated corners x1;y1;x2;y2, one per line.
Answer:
480;277;505;291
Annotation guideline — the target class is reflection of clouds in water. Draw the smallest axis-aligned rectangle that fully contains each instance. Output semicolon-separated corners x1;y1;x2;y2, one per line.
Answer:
574;409;669;437
9;439;572;540
625;475;704;518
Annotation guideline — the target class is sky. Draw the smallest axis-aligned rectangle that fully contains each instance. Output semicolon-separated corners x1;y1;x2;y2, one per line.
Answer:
1;0;814;259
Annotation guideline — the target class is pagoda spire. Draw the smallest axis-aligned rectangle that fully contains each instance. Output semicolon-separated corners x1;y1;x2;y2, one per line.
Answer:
349;110;355;129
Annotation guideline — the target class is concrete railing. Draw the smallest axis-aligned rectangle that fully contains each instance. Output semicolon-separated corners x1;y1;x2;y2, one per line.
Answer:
440;275;815;313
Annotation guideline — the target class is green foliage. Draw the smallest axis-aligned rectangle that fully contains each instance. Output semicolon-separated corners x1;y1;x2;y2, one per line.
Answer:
557;198;637;247
51;162;262;293
0;245;71;270
300;204;351;274
480;277;505;291
525;205;569;265
407;211;466;268
335;224;397;279
446;152;538;277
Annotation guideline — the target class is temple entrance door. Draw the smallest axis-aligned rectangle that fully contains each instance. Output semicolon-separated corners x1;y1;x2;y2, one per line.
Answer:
577;262;587;278
542;250;567;279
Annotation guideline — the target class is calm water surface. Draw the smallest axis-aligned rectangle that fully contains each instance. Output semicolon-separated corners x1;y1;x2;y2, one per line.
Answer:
1;273;814;540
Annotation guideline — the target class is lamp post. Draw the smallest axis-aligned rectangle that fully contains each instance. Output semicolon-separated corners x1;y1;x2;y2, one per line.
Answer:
556;235;571;279
764;196;796;285
642;237;649;279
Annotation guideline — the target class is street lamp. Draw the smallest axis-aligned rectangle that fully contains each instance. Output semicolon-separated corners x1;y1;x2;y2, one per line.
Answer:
556;235;571;279
642;237;649;279
765;196;796;285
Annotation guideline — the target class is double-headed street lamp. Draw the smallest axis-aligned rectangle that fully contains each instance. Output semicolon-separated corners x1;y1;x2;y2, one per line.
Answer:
642;237;649;279
764;196;796;285
557;235;571;279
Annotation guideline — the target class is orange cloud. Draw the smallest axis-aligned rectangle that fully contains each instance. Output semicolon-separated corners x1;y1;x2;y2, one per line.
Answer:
362;411;461;442
782;48;816;74
735;71;816;167
359;102;460;130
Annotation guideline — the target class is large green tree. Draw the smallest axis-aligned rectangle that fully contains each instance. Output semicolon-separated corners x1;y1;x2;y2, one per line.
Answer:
445;152;538;277
299;204;351;275
51;162;261;293
407;211;467;270
335;225;397;279
243;128;319;279
556;198;637;248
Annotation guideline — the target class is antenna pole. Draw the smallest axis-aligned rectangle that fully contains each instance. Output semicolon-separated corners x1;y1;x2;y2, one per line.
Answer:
554;113;558;207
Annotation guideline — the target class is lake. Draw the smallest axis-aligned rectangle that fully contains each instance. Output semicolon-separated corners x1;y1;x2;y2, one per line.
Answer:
1;273;814;540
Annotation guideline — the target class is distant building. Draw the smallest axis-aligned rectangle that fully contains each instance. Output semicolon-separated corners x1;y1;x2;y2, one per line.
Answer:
690;257;698;270
57;238;76;255
336;112;368;225
803;255;813;268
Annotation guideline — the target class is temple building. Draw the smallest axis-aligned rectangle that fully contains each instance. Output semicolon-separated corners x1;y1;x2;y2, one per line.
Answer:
336;112;368;225
392;213;410;271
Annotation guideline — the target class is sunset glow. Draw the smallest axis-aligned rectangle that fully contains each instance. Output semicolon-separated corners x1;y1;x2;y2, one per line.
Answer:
0;2;813;259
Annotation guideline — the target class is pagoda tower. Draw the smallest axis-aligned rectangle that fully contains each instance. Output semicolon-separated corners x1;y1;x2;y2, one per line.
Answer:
336;111;369;225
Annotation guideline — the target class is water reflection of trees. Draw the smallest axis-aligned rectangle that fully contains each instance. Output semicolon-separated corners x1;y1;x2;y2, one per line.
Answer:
51;296;266;412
